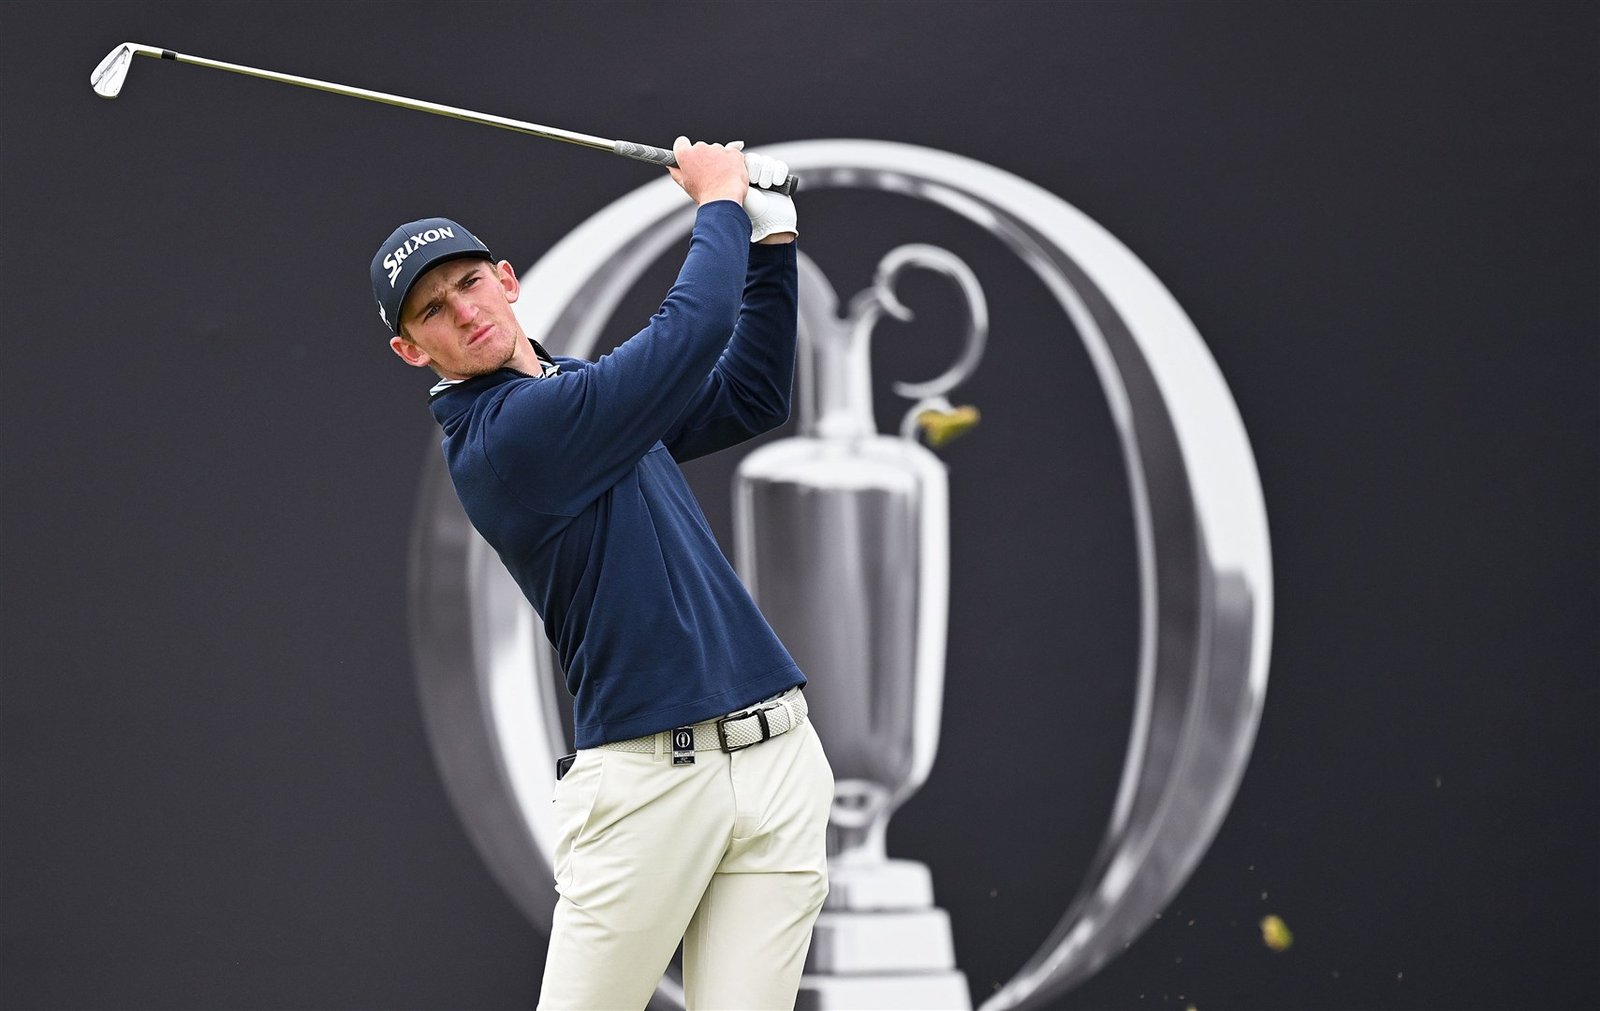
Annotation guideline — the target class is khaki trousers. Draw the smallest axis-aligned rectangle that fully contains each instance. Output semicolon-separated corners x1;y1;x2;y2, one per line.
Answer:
537;714;834;1011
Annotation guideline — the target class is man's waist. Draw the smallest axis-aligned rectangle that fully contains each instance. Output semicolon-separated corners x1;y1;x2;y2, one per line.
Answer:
595;686;807;755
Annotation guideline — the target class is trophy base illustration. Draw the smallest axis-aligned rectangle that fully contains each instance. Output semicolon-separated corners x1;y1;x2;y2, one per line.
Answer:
798;858;972;1010
797;971;971;1011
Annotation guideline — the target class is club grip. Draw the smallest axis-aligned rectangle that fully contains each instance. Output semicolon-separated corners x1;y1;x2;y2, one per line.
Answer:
612;140;800;196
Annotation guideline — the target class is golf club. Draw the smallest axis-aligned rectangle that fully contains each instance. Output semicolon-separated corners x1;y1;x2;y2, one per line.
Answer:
90;42;799;196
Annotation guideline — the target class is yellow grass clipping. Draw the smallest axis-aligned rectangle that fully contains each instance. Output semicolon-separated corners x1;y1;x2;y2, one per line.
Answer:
916;405;981;448
1260;914;1293;951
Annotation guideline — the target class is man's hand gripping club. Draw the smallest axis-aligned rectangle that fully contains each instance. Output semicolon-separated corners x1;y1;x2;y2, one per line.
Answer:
668;136;797;244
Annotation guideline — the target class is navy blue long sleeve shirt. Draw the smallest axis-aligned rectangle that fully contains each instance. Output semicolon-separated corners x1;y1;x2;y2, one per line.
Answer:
428;201;803;747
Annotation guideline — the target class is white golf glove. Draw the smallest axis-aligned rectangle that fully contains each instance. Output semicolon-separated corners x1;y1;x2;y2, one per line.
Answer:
742;152;797;242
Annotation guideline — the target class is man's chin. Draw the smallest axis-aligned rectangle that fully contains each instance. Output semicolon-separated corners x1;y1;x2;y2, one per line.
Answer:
441;346;516;381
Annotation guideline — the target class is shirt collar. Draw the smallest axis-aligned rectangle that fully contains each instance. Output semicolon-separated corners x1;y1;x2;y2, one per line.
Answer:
429;342;559;397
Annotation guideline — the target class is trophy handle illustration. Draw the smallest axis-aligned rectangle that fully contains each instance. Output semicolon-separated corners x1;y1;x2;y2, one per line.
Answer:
734;246;985;1010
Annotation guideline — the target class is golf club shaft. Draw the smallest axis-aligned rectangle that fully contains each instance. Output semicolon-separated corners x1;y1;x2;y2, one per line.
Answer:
110;45;799;195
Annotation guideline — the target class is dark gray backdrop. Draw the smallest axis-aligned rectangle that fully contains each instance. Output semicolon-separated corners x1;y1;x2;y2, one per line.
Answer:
3;2;1595;1009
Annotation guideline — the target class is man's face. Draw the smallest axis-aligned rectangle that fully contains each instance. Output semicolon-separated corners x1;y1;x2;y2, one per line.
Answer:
389;257;526;380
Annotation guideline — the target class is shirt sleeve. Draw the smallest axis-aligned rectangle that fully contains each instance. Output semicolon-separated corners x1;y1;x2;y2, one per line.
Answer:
662;239;799;463
474;201;752;516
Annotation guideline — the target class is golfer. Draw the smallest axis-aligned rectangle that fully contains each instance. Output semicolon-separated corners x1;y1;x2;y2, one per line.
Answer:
370;137;833;1010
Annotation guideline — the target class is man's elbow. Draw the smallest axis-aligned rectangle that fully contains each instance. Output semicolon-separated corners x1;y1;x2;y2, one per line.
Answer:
756;401;792;434
740;388;791;436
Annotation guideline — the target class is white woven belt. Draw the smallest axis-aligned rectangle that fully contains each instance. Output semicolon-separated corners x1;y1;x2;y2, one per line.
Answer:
599;688;808;755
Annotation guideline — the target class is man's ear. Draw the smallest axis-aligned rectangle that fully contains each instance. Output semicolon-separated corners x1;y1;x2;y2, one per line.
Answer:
389;334;432;369
495;259;521;304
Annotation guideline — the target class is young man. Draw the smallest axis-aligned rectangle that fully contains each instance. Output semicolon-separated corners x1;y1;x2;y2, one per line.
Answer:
371;138;833;1010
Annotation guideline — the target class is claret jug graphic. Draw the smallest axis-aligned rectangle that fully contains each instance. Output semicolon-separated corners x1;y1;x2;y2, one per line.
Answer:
734;246;986;1009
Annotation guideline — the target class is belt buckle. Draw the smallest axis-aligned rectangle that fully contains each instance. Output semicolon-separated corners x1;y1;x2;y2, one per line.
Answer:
716;707;771;753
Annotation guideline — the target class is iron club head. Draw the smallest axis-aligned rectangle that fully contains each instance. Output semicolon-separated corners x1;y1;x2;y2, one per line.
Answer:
90;44;136;99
